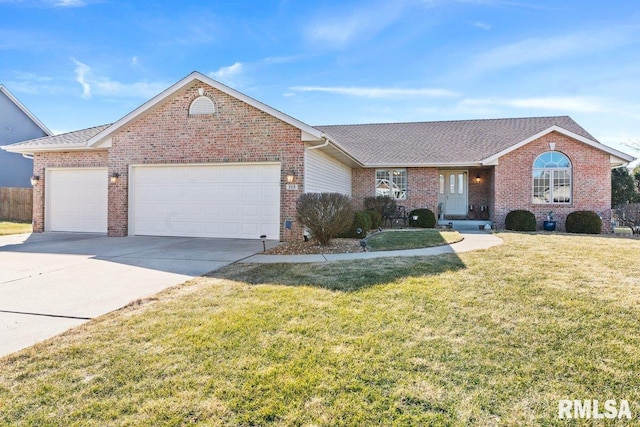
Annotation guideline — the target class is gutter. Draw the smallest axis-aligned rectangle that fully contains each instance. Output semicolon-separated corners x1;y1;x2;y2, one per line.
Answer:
305;136;330;151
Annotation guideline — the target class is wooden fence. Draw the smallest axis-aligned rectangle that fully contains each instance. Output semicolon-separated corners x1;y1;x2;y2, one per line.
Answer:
0;187;33;222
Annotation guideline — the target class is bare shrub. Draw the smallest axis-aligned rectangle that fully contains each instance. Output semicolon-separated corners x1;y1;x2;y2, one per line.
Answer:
615;203;640;234
363;196;396;225
296;193;354;245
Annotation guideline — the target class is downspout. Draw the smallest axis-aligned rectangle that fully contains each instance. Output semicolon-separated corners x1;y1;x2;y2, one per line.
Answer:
22;153;34;160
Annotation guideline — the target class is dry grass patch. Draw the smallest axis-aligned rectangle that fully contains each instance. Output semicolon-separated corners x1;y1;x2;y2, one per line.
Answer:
1;233;640;426
0;221;31;236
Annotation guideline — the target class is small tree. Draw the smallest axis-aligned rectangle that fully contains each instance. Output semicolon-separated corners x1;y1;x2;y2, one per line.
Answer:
612;168;640;207
296;193;354;245
615;203;640;235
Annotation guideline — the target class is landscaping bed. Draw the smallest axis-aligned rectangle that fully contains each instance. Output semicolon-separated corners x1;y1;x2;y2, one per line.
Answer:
263;229;462;255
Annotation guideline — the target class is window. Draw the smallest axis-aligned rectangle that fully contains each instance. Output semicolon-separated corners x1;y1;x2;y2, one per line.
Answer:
533;151;571;204
376;169;407;199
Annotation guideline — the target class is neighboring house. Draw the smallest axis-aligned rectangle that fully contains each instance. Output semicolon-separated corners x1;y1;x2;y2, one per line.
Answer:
0;85;52;188
1;72;635;240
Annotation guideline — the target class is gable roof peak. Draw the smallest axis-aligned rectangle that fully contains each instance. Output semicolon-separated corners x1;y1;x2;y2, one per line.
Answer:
0;84;53;136
83;70;324;147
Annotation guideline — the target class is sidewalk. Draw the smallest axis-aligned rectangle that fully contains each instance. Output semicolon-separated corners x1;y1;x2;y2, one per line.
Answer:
240;231;503;264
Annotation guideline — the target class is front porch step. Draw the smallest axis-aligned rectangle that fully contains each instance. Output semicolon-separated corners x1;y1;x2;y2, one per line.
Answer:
438;219;494;231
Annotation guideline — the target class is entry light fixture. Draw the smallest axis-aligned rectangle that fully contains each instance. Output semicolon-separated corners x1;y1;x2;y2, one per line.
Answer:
30;175;40;186
286;171;296;183
110;172;120;184
475;174;481;184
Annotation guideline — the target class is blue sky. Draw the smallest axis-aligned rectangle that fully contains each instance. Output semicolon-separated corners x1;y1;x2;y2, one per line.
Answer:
2;0;639;158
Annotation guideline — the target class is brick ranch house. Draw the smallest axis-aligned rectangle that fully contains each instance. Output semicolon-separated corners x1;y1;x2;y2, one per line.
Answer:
2;71;635;241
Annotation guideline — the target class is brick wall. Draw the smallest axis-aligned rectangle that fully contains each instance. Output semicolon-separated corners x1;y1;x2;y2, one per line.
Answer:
32;151;108;232
493;131;612;231
352;167;439;214
32;82;306;241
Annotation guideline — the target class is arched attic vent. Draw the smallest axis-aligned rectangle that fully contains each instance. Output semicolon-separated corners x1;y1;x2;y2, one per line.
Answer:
189;89;215;115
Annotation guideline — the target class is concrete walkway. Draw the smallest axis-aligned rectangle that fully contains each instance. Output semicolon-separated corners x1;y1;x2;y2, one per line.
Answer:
241;231;503;263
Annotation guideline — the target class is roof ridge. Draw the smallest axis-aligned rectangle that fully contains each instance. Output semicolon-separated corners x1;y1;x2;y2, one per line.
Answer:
314;115;572;128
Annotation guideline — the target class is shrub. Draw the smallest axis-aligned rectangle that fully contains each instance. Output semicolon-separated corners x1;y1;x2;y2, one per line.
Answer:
505;210;536;231
408;208;436;228
365;210;382;229
566;210;602;234
296;193;354;245
339;210;372;238
363;196;396;224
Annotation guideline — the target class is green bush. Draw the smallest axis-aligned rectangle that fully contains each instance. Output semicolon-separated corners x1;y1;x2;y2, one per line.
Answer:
296;193;354;245
363;196;396;224
408;208;436;228
365;210;382;229
566;210;602;234
339;210;372;238
505;210;536;231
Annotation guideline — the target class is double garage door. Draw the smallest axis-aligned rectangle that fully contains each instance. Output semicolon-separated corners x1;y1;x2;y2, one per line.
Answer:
45;164;281;239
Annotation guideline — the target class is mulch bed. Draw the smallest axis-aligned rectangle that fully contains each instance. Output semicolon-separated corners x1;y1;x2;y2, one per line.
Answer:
263;238;365;255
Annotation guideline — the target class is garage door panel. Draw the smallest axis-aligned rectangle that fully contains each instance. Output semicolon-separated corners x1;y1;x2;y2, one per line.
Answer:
47;169;108;233
132;164;280;239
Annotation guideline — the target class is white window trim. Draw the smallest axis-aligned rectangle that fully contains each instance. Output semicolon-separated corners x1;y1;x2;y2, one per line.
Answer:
375;168;407;200
532;152;572;205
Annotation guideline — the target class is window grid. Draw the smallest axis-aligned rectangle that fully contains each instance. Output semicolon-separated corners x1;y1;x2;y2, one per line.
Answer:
375;169;407;200
533;151;572;204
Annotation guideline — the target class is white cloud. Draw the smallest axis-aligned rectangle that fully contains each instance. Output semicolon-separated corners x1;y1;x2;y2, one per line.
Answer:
70;59;167;99
290;85;460;98
473;21;491;30
208;62;244;86
473;26;640;71
461;96;607;113
72;58;92;98
303;2;404;48
53;0;86;7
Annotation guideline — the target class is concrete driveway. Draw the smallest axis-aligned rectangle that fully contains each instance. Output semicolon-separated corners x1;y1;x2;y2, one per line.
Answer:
0;232;273;357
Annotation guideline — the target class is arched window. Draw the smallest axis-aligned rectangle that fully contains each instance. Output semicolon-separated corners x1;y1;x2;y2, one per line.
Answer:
189;96;215;115
533;151;572;204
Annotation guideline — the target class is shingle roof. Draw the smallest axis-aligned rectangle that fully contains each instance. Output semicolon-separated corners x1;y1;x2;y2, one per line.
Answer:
315;116;599;166
2;124;111;150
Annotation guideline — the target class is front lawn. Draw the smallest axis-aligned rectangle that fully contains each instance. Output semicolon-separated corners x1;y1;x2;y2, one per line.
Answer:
366;229;462;251
1;233;640;426
0;221;32;236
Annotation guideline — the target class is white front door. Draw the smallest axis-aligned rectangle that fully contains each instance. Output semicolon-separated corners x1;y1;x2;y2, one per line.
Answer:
438;171;468;217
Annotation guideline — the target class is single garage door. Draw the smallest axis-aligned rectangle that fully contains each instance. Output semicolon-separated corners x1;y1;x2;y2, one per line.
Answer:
130;163;280;239
46;168;108;233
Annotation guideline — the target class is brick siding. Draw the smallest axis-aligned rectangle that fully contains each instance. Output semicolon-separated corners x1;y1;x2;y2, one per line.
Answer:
350;132;612;233
352;167;439;214
493;131;612;232
32;151;108;233
32;90;614;239
33;82;306;241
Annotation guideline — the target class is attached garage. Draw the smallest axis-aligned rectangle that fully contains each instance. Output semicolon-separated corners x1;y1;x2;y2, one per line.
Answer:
129;163;281;239
45;168;108;233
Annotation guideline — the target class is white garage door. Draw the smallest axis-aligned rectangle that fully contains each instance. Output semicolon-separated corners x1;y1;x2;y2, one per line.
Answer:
130;163;281;239
46;168;108;233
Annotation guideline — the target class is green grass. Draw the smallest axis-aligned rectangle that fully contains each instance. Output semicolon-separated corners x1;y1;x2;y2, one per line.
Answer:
366;229;462;251
1;233;640;425
0;221;32;236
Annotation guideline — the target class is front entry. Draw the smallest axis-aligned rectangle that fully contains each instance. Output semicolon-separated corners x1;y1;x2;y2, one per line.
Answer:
438;170;468;217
